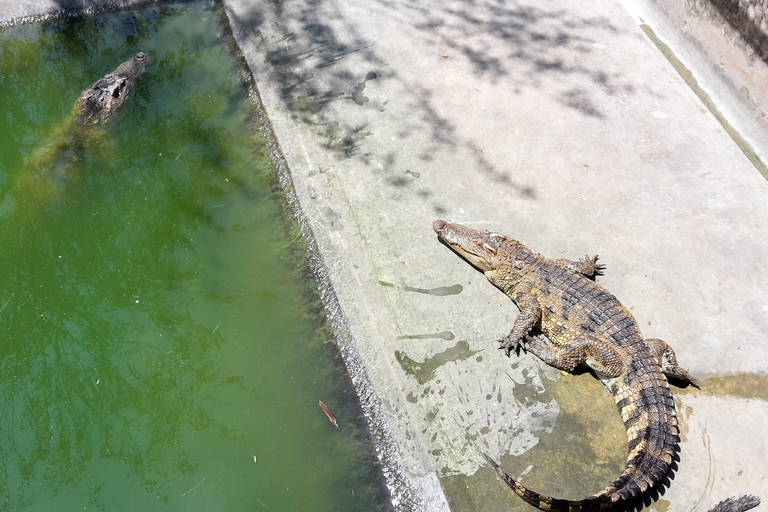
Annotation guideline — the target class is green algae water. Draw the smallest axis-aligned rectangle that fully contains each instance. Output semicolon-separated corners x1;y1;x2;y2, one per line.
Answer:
0;4;390;511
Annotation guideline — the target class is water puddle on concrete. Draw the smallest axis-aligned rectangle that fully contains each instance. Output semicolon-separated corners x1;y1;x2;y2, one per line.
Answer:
676;373;768;401
379;280;463;296
441;371;628;512
0;4;390;511
397;340;480;385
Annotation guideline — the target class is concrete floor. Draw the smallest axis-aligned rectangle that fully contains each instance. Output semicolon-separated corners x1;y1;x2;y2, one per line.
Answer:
3;0;768;511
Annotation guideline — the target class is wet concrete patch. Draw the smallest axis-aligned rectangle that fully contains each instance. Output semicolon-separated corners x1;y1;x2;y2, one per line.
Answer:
440;370;629;511
510;373;628;500
676;373;768;401
351;71;379;106
397;331;456;341
395;340;479;385
379;280;464;296
440;464;520;512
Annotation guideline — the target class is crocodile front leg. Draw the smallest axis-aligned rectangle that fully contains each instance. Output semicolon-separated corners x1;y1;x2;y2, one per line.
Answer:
552;255;605;277
498;289;541;356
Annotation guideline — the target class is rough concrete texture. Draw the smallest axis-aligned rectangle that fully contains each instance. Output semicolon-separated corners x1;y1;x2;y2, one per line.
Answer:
4;0;768;511
221;0;768;509
622;0;768;176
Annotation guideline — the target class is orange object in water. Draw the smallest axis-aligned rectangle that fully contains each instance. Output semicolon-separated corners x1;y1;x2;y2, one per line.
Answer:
319;400;339;429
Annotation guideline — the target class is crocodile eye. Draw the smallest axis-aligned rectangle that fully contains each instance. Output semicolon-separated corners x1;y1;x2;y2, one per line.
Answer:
112;81;127;98
482;243;497;254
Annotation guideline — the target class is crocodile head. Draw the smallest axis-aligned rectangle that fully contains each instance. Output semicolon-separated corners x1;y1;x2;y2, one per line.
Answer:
74;51;149;125
433;219;536;291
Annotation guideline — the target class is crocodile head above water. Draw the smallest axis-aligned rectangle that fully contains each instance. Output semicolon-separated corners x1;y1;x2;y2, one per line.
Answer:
73;51;149;125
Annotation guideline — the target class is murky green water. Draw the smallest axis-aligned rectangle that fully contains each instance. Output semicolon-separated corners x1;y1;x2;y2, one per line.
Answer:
0;4;389;511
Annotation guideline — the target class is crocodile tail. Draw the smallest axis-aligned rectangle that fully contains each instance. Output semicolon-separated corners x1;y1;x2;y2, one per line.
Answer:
604;365;679;501
483;453;613;512
485;363;678;511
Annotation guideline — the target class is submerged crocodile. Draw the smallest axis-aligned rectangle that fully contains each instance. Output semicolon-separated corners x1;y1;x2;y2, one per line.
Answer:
433;219;699;512
72;51;149;125
10;52;148;217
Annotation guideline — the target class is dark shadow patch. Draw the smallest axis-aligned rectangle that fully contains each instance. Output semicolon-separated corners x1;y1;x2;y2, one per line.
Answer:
403;283;463;296
707;0;768;65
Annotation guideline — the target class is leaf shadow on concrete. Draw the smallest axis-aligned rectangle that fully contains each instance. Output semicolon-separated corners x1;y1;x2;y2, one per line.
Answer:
706;0;768;65
226;0;639;200
398;0;635;112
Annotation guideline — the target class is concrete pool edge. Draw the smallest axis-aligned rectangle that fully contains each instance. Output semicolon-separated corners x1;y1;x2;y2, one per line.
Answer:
214;2;452;510
216;7;433;508
214;4;434;510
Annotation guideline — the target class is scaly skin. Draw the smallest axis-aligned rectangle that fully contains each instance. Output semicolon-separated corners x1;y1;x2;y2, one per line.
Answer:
73;52;149;125
707;495;761;512
433;220;699;512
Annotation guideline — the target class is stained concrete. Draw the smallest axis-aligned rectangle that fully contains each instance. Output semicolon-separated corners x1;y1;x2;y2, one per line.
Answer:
3;0;768;511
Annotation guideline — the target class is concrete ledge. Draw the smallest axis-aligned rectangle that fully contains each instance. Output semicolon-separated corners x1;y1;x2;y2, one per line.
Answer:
619;0;768;178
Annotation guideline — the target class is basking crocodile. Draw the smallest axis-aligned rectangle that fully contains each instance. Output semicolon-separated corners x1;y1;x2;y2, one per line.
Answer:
433;219;698;512
10;52;148;217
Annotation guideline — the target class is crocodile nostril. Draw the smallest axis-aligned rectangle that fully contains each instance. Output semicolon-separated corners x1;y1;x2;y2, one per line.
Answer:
433;219;446;232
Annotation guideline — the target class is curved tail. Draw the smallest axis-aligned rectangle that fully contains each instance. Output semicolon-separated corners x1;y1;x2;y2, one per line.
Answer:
484;453;613;512
707;495;761;512
485;369;680;511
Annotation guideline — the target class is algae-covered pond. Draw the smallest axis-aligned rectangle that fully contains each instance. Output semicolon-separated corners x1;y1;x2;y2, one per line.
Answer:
0;4;389;510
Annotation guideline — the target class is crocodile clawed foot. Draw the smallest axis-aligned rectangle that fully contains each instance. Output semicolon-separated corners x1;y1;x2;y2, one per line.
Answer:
667;366;700;389
583;254;606;276
497;336;524;357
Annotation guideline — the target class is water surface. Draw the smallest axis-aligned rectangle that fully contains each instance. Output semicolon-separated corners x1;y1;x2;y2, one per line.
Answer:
0;5;389;510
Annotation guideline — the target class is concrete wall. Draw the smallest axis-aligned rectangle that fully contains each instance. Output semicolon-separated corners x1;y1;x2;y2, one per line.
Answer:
709;0;768;60
649;0;768;124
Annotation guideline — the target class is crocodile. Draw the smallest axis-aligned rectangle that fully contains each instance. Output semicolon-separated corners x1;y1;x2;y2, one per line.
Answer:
9;52;148;218
73;51;149;125
433;219;699;512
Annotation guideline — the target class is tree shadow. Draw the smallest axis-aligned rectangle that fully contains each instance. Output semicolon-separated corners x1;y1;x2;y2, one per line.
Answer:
223;0;636;199
706;0;768;65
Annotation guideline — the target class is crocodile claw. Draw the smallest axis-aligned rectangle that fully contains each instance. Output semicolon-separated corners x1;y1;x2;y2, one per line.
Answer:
497;335;525;357
582;254;606;276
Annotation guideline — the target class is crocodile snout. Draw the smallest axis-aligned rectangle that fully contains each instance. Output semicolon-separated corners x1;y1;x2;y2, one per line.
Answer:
433;219;447;233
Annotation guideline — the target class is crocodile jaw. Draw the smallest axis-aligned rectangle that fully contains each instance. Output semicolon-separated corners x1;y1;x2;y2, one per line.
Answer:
433;219;506;272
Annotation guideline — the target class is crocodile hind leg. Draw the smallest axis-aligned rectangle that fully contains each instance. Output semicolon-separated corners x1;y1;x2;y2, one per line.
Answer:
645;338;699;388
524;333;624;378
